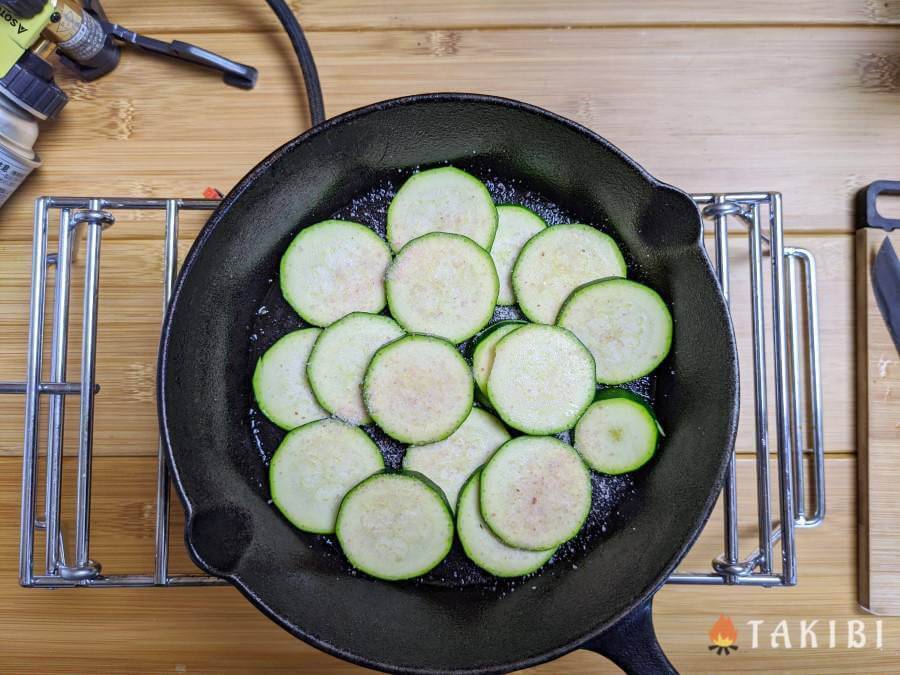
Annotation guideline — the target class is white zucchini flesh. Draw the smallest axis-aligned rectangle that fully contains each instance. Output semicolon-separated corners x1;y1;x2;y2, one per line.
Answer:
490;205;547;305
480;436;592;551
253;329;328;430
486;324;595;435
557;277;673;384
457;471;556;577
511;224;626;324
402;408;510;511
385;232;499;344
386;166;498;253
335;472;454;580
306;313;405;425
280;219;392;327
471;321;526;401
363;334;474;444
269;419;385;534
574;393;659;474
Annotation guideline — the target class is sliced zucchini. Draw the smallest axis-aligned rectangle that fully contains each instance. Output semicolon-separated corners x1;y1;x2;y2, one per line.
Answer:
363;334;474;444
402;408;511;511
307;312;405;425
490;205;547;305
574;389;659;474
470;320;526;403
480;436;591;551
335;471;454;580
386;166;498;253
557;277;673;384
385;232;498;343
269;418;385;534
280;219;392;327
486;324;595;435
253;329;328;430
457;470;556;577
511;223;626;324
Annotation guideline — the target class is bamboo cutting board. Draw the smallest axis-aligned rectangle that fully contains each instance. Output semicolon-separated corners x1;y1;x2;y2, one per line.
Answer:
857;226;900;615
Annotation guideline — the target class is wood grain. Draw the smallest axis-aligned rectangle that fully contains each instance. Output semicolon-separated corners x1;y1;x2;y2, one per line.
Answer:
856;228;900;615
0;27;898;238
96;0;900;32
0;234;854;457
2;456;895;673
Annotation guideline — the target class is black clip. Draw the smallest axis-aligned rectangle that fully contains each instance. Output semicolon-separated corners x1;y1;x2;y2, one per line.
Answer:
857;181;900;231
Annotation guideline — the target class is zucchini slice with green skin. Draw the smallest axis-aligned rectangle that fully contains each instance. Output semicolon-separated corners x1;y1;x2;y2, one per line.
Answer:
363;334;474;444
486;324;595;435
557;277;673;384
280;219;392;327
335;471;454;580
252;329;327;430
457;469;556;577
574;389;659;474
402;408;510;511
480;436;592;551
307;312;405;425
270;418;385;534
470;320;527;403
386;166;498;253
511;223;626;324
490;205;547;306
386;232;499;343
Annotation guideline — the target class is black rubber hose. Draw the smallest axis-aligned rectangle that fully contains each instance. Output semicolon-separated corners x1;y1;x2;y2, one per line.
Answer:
265;0;326;126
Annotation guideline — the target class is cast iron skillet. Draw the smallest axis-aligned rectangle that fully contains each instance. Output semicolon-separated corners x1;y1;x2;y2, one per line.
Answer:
158;93;738;674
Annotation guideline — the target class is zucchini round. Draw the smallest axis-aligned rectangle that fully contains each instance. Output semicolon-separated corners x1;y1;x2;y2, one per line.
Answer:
386;166;498;252
470;320;526;403
252;329;328;430
480;436;592;551
402;408;510;511
457;469;556;577
386;232;499;343
363;334;474;444
280;219;392;327
269;418;385;534
335;471;454;580
486;324;595;434
574;389;660;474
557;277;673;384
490;205;547;306
307;312;405;425
511;223;626;324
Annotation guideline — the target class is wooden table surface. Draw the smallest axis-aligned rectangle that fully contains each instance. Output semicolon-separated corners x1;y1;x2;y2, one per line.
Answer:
1;1;898;672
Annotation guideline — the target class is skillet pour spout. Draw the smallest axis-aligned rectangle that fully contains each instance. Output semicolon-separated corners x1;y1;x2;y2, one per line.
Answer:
159;93;738;674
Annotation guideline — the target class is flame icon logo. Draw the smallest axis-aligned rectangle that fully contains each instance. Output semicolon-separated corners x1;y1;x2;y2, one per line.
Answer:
708;614;739;655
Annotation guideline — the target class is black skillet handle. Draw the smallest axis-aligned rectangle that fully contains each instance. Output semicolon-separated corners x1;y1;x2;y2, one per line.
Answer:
580;598;677;675
857;180;900;231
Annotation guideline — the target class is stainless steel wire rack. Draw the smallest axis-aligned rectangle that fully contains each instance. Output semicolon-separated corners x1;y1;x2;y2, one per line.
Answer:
1;191;824;588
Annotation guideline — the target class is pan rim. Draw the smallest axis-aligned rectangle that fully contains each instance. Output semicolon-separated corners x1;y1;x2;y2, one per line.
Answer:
158;91;739;674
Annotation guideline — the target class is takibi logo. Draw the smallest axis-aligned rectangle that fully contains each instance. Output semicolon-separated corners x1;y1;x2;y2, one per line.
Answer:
709;614;739;655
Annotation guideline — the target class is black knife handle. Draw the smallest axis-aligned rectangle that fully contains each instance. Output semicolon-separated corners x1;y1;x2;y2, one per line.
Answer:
858;181;900;231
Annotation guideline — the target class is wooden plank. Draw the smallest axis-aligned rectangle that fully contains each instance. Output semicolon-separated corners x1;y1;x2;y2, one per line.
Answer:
0;234;853;456
856;227;900;615
1;456;895;673
96;0;900;33
0;27;897;238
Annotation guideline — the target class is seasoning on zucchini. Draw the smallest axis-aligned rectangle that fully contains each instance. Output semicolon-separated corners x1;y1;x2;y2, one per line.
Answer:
363;333;474;444
252;328;327;430
307;312;405;425
269;419;385;534
557;277;673;384
280;219;392;327
512;223;626;324
386;166;498;252
335;471;454;580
